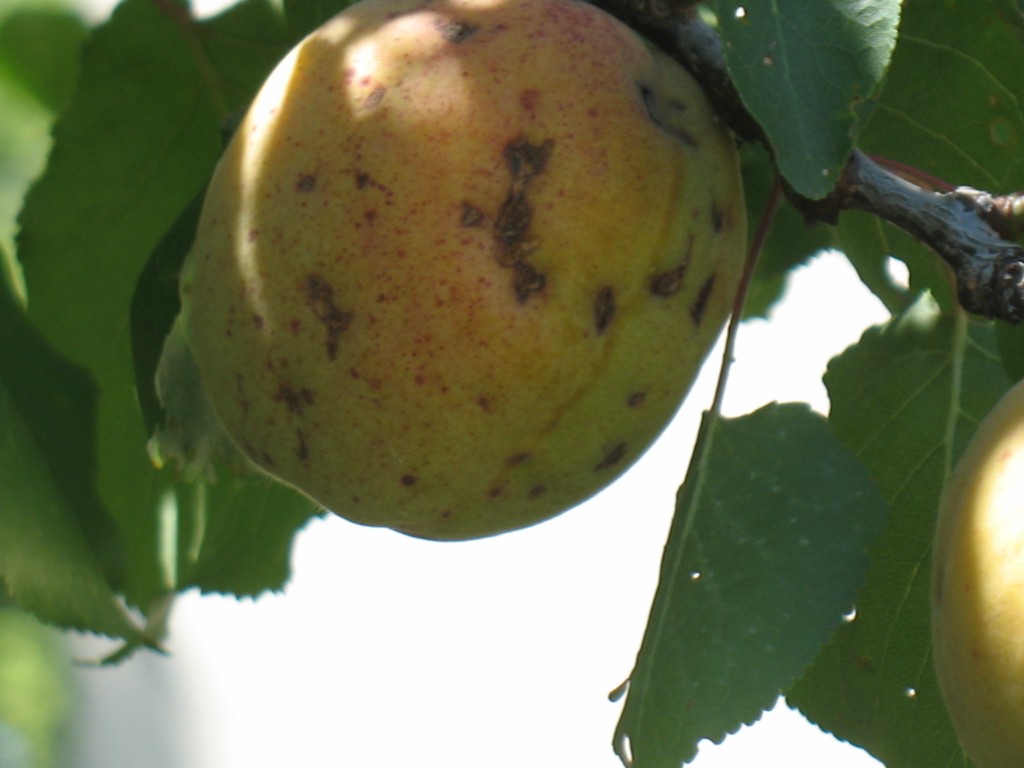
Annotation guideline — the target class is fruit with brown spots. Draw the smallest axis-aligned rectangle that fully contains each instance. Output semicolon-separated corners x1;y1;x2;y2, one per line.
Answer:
932;378;1024;768
180;0;746;540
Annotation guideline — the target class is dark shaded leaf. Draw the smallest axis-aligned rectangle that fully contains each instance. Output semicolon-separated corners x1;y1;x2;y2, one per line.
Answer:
0;258;138;638
711;0;900;199
0;6;87;112
15;0;310;618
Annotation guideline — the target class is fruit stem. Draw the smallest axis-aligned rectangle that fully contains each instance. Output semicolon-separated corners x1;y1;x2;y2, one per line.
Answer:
708;172;783;416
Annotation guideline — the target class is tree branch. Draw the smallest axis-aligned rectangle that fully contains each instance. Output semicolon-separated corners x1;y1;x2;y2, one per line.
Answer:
593;0;1024;324
840;152;1024;323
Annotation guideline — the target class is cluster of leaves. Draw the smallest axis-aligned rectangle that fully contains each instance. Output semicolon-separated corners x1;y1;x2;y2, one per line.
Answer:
1;0;1023;765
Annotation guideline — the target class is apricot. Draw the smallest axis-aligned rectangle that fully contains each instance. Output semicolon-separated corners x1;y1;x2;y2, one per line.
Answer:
932;378;1024;767
180;0;746;539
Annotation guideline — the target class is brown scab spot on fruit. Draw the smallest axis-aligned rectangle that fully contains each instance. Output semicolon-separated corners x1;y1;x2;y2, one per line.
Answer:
436;17;479;42
594;286;616;334
354;170;393;199
505;138;552;179
274;383;315;414
305;274;353;360
710;202;724;232
295;173;317;192
513;262;546;302
595;442;628;471
638;82;696;147
487;486;503;499
506;452;531;467
639;84;658;123
461;203;486;227
478;137;553;302
690;274;717;325
296;430;309;462
495;191;532;245
400;474;418;486
363;87;386;110
528;484;547;498
628;392;646;407
650;265;686;297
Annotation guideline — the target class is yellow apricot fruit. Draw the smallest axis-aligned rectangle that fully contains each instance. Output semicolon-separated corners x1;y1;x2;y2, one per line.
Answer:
180;0;746;540
932;377;1024;767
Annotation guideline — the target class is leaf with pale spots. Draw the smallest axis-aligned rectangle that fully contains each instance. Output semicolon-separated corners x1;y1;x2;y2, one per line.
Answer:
788;296;1012;768
711;0;899;200
614;403;887;768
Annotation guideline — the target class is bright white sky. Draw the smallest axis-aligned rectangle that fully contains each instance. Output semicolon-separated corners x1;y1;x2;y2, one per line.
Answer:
64;1;891;766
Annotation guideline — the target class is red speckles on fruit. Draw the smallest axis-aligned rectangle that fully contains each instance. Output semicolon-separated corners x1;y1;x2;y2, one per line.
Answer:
181;0;746;541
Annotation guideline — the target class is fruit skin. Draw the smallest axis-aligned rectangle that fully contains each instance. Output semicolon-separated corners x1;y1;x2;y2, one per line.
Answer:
932;378;1024;767
181;0;746;540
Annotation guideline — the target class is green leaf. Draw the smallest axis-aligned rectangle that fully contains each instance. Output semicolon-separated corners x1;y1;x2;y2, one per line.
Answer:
0;252;125;588
14;0;308;614
614;403;888;768
0;6;87;112
179;479;321;596
788;296;1011;768
837;0;1024;309
0;260;139;639
995;321;1024;381
710;0;900;200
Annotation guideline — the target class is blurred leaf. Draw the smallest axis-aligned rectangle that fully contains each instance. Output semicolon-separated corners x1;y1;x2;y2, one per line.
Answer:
0;6;87;112
148;318;321;597
180;479;321;596
788;295;1010;767
0;279;140;639
0;1;87;261
282;0;351;34
615;403;887;768
710;0;900;200
15;0;308;616
131;187;206;436
0;608;72;768
0;250;126;595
